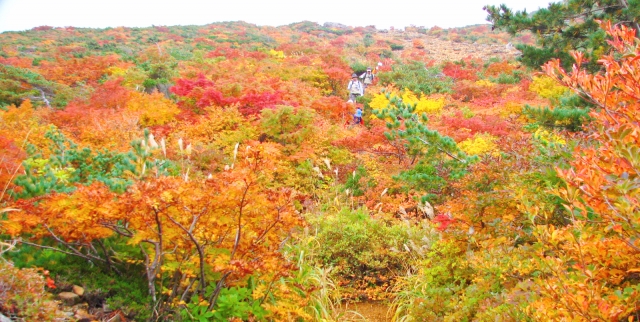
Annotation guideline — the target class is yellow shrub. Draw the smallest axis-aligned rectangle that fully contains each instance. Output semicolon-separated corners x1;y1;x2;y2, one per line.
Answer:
401;90;419;105
175;106;256;152
501;101;523;116
307;69;332;96
125;92;180;126
403;89;446;114
457;134;499;156
268;49;285;59
475;79;496;87
370;89;445;117
360;154;384;183
107;66;127;76
529;76;569;100
533;128;566;145
415;96;445;114
369;92;393;110
105;66;147;90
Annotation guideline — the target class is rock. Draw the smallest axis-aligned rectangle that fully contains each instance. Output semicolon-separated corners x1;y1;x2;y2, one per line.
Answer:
0;313;11;322
58;292;80;306
72;285;85;296
323;22;348;30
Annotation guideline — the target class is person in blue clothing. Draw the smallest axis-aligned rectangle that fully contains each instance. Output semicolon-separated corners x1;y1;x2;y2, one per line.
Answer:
353;106;363;125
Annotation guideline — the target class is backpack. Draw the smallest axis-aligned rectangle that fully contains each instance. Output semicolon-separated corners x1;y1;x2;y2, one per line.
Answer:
363;72;374;84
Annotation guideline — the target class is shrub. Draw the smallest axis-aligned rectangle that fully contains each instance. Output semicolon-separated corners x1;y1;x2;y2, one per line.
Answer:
309;207;423;299
491;72;521;84
374;97;475;202
260;106;315;146
523;91;592;131
0;260;65;321
529;75;569;100
377;61;453;95
452;80;502;103
483;61;515;77
412;96;445;115
442;61;478;81
369;89;446;115
314;208;405;274
341;166;374;197
441;112;510;142
392;241;470;320
523;104;591;132
125;92;180;126
349;61;368;75
457;134;500;156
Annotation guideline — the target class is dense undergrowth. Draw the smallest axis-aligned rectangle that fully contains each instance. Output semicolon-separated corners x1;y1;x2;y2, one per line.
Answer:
0;19;639;321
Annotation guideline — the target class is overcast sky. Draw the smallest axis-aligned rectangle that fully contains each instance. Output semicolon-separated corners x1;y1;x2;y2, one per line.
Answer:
0;0;554;33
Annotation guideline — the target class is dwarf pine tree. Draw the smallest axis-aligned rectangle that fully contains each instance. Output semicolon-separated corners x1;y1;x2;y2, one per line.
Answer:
11;128;174;199
485;0;640;71
373;95;475;202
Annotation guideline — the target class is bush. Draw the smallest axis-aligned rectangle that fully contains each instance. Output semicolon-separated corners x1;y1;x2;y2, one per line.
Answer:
490;72;521;84
363;34;374;48
341;166;375;197
0;260;65;321
377;61;453;95
392;240;475;321
523;105;591;132
349;61;368;75
451;79;504;105
314;208;401;272
260;106;315;146
523;92;593;131
305;206;439;302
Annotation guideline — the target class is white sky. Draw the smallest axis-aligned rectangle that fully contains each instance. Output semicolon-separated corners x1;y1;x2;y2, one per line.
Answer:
0;0;553;33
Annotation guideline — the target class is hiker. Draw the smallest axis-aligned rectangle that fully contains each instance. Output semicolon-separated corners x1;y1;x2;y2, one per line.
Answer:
347;73;364;102
353;105;363;125
359;67;375;92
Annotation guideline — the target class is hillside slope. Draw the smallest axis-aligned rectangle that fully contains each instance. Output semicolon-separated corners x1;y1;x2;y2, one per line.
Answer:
2;20;636;322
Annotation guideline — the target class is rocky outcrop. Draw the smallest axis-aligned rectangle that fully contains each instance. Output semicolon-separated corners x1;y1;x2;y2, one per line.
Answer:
323;22;349;30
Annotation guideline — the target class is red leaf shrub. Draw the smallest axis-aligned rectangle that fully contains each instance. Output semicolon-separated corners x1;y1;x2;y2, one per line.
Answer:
440;111;511;142
442;62;478;81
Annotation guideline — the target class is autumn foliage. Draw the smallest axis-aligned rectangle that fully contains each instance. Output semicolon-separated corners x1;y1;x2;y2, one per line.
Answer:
2;18;639;322
530;21;640;320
